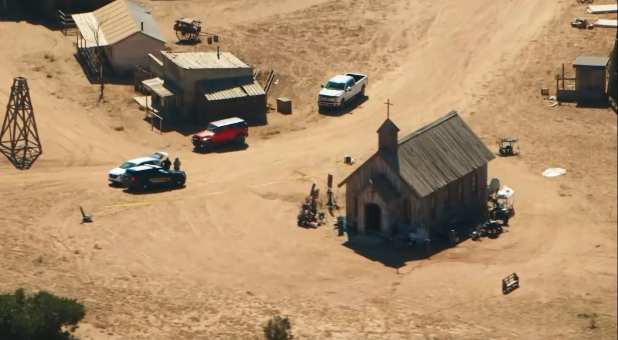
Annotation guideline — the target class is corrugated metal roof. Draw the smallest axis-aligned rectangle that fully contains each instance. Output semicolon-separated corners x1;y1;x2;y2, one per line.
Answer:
204;80;265;101
574;56;609;68
242;82;266;96
142;77;175;97
73;0;164;48
161;51;250;70
396;111;495;197
205;87;247;101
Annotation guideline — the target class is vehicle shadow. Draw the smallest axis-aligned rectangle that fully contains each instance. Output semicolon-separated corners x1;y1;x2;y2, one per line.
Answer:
192;142;249;154
123;185;186;195
319;95;369;116
152;119;267;137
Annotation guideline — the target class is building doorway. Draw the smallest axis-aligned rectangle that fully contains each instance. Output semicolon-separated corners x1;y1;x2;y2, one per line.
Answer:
364;203;382;233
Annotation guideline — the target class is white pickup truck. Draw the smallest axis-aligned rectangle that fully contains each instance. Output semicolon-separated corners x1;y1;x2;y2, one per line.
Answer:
318;73;368;110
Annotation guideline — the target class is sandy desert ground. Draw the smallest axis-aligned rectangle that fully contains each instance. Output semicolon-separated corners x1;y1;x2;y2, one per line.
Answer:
0;0;616;339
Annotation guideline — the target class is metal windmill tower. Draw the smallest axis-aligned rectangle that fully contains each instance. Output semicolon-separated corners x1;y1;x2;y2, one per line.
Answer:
0;77;42;169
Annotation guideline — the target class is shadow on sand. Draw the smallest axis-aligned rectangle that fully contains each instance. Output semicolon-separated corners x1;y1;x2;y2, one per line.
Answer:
343;234;453;269
192;142;249;155
319;95;369;116
342;220;489;269
122;185;187;195
0;12;66;30
143;117;268;137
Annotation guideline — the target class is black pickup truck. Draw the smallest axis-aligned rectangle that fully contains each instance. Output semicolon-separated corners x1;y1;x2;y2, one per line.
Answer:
123;165;186;192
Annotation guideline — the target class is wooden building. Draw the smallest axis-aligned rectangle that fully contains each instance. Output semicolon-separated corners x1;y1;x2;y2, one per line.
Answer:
573;55;609;103
72;0;165;75
338;111;495;239
143;51;266;125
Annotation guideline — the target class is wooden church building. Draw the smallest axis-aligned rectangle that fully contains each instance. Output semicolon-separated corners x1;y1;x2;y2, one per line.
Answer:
338;110;495;239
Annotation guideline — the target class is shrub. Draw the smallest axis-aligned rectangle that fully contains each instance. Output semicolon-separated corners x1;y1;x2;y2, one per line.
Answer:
263;315;293;340
0;288;85;340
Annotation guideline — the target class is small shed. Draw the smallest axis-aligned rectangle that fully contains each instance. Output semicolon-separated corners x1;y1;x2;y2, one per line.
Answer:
574;56;609;102
72;0;166;75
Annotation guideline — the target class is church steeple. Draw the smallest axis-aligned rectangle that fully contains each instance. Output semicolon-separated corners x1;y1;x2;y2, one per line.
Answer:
377;99;399;167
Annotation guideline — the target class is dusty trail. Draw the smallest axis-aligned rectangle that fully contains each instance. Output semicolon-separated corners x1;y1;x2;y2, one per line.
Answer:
0;0;616;338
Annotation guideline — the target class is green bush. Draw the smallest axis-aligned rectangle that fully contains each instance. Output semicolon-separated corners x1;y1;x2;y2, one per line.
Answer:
0;288;85;340
263;315;293;340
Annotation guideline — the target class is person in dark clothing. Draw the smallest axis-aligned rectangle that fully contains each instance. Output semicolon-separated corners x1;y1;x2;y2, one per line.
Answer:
173;157;181;171
161;157;171;170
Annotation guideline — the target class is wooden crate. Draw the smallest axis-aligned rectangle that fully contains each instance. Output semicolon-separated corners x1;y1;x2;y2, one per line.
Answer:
277;97;292;114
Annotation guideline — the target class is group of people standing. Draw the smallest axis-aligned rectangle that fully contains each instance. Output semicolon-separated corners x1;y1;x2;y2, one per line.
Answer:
161;156;181;171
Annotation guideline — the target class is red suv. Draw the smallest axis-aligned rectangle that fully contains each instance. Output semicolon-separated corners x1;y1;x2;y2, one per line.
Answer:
192;117;248;151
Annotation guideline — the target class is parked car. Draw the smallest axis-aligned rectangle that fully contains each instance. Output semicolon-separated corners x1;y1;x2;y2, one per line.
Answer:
108;152;169;185
192;117;248;151
318;73;368;110
123;165;186;192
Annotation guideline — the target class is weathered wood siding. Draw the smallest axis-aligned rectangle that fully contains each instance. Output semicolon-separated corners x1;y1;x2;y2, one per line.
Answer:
345;160;488;238
420;164;487;237
105;33;165;76
345;154;416;234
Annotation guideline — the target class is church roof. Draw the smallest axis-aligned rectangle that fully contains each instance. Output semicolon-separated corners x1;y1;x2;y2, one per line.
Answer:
396;111;495;197
377;118;399;133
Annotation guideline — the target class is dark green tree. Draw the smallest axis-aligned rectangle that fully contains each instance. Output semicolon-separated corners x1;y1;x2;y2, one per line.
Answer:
0;288;85;340
263;315;293;340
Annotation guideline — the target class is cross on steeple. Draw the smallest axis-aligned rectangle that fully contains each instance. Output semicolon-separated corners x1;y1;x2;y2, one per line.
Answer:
385;99;393;119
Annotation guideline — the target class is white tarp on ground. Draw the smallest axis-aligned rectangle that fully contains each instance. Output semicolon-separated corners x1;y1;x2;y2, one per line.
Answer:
542;168;567;178
587;4;617;14
594;19;618;28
